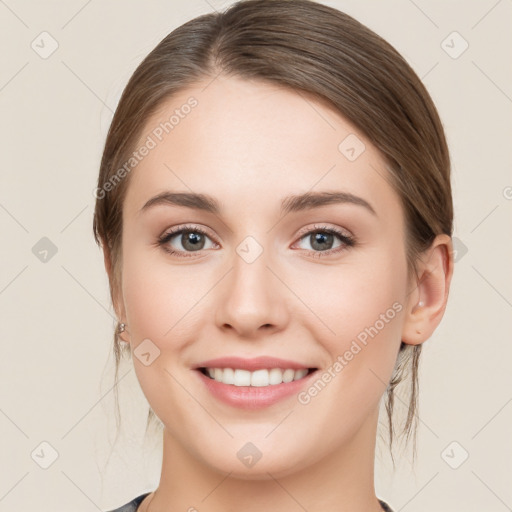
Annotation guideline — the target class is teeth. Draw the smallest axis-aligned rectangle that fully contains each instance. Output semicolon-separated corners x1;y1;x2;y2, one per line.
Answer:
203;367;310;386
250;369;267;387
269;368;283;385
222;367;234;384
234;369;251;386
283;369;295;383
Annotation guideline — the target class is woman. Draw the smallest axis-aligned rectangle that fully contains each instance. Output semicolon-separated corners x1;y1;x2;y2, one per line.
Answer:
94;1;454;510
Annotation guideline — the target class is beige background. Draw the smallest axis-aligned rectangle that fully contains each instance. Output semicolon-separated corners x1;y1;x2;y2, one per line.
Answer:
0;0;511;511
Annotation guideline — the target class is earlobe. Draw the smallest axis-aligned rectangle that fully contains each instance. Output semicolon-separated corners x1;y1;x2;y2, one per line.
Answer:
117;322;130;344
401;234;454;346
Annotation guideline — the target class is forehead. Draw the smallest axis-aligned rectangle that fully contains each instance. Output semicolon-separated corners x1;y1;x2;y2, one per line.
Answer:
123;75;400;221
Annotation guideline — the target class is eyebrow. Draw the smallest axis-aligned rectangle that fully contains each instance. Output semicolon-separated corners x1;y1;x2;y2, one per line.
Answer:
139;190;377;217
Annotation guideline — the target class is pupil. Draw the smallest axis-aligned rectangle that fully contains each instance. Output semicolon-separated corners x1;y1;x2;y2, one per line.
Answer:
312;232;333;251
183;232;204;251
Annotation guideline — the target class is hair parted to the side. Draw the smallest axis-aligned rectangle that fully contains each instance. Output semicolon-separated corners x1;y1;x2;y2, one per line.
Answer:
93;0;452;465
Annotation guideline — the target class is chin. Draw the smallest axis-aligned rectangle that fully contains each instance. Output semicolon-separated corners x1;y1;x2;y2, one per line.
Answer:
198;442;314;481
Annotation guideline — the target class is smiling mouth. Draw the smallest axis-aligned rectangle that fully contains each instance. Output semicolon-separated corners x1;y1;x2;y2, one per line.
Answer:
198;367;317;387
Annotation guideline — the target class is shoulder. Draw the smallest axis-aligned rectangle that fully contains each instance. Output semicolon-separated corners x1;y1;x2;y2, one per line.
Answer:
105;492;151;512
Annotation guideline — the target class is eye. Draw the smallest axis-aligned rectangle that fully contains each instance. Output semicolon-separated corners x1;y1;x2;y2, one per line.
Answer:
293;224;355;258
157;224;218;257
157;223;355;259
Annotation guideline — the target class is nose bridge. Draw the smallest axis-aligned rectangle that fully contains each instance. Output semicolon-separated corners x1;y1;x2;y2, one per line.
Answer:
215;236;288;335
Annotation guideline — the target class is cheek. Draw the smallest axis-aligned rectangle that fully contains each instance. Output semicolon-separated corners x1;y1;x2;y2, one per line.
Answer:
304;244;407;398
295;264;405;433
121;243;205;343
304;246;407;342
119;247;202;425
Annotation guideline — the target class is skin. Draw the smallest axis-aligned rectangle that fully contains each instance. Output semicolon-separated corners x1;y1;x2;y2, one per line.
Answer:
104;75;453;512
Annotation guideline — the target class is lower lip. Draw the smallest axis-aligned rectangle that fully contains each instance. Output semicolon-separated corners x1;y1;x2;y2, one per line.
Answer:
195;369;317;410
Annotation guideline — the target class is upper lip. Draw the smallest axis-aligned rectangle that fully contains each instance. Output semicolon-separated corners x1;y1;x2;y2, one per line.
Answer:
194;356;315;372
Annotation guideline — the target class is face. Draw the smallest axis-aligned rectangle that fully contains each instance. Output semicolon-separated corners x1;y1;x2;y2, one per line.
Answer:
115;75;414;478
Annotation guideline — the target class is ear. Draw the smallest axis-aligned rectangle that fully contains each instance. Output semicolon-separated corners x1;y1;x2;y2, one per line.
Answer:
102;244;130;343
401;234;454;346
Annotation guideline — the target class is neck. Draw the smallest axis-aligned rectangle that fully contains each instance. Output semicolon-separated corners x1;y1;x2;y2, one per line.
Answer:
143;407;385;512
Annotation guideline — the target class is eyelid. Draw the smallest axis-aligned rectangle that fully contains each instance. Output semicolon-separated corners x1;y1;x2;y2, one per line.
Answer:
159;223;216;239
294;223;353;240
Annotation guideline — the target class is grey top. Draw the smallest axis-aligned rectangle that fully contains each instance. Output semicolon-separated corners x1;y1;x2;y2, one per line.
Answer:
105;493;150;512
106;493;395;511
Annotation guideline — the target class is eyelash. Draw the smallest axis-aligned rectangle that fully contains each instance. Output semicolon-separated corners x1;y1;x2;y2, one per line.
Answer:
157;223;356;259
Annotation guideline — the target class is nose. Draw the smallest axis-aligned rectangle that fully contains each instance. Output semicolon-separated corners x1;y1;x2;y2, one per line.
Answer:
215;248;290;339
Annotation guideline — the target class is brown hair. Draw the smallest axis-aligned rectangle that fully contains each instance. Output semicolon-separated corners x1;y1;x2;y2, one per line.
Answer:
93;0;452;463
